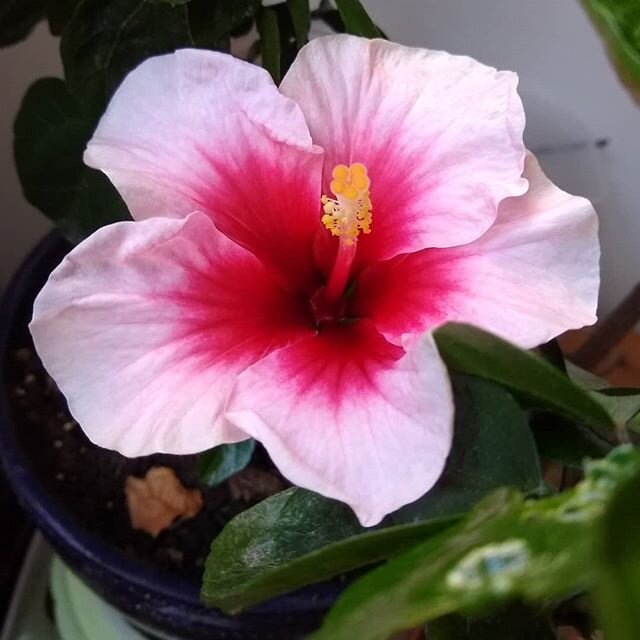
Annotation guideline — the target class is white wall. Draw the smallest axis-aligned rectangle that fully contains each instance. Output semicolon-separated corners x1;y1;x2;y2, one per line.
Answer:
2;1;639;316
0;23;58;289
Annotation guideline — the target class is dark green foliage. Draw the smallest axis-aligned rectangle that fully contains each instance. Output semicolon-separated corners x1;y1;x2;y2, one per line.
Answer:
60;0;195;114
393;376;542;523
256;7;281;83
335;0;380;38
0;0;45;47
198;441;256;487
13;78;130;242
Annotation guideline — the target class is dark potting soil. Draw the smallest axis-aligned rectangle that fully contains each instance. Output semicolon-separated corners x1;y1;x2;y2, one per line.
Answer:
6;332;286;581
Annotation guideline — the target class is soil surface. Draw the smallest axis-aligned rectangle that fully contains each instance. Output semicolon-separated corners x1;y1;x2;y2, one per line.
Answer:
7;332;285;580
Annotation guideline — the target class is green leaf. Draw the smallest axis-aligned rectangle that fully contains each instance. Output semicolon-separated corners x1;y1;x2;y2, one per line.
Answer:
629;409;640;431
0;0;45;47
536;338;567;373
198;440;255;487
187;0;260;49
530;411;613;466
427;606;556;640
593;386;640;429
393;376;542;523
146;0;190;5
60;0;196;114
202;488;361;611
581;0;640;104
45;0;81;36
593;463;640;640
433;323;614;430
286;0;310;47
257;7;281;83
13;78;130;242
531;364;623;466
335;0;380;38
312;7;346;33
272;2;301;77
311;447;640;640
201;487;461;613
566;361;609;390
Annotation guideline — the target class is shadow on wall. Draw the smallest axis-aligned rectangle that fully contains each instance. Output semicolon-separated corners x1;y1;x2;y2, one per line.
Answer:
0;23;58;289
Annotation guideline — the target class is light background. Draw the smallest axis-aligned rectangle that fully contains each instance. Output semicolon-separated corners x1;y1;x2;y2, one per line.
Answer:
1;0;639;317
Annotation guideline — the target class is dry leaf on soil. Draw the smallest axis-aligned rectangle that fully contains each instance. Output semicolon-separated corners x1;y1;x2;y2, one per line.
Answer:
125;466;202;537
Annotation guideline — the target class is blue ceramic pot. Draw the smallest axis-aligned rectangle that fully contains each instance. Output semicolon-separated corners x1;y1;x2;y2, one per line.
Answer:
0;233;341;640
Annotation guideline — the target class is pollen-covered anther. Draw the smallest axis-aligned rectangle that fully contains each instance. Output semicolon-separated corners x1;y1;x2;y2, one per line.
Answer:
321;163;372;243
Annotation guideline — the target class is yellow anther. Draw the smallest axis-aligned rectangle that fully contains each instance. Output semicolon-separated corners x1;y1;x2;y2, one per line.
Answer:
321;161;373;243
352;174;370;190
330;179;345;195
350;162;367;176
332;164;350;180
343;185;358;200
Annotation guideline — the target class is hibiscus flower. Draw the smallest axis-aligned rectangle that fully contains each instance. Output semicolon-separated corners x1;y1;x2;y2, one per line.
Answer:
30;35;599;526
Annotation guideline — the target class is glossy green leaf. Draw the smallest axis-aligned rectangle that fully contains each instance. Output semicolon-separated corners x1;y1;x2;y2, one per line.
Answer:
257;7;281;83
287;0;310;47
593;464;640;640
201;487;461;612
61;0;195;114
202;488;361;611
198;440;255;487
335;0;380;38
394;376;542;523
13;78;130;242
582;0;640;103
311;447;640;640
0;0;44;47
433;323;614;430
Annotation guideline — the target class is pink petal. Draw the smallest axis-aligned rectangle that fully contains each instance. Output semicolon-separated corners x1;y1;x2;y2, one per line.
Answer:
280;35;528;271
353;153;599;349
225;321;453;526
30;213;314;456
85;49;324;294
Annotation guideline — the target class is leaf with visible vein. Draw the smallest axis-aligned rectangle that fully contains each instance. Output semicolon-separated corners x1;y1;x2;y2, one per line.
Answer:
202;487;461;613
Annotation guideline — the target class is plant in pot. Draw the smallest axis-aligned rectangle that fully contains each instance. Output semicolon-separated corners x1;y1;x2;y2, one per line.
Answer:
3;0;640;639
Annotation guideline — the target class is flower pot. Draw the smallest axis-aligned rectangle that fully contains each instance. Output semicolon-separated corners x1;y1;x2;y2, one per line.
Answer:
0;232;340;640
